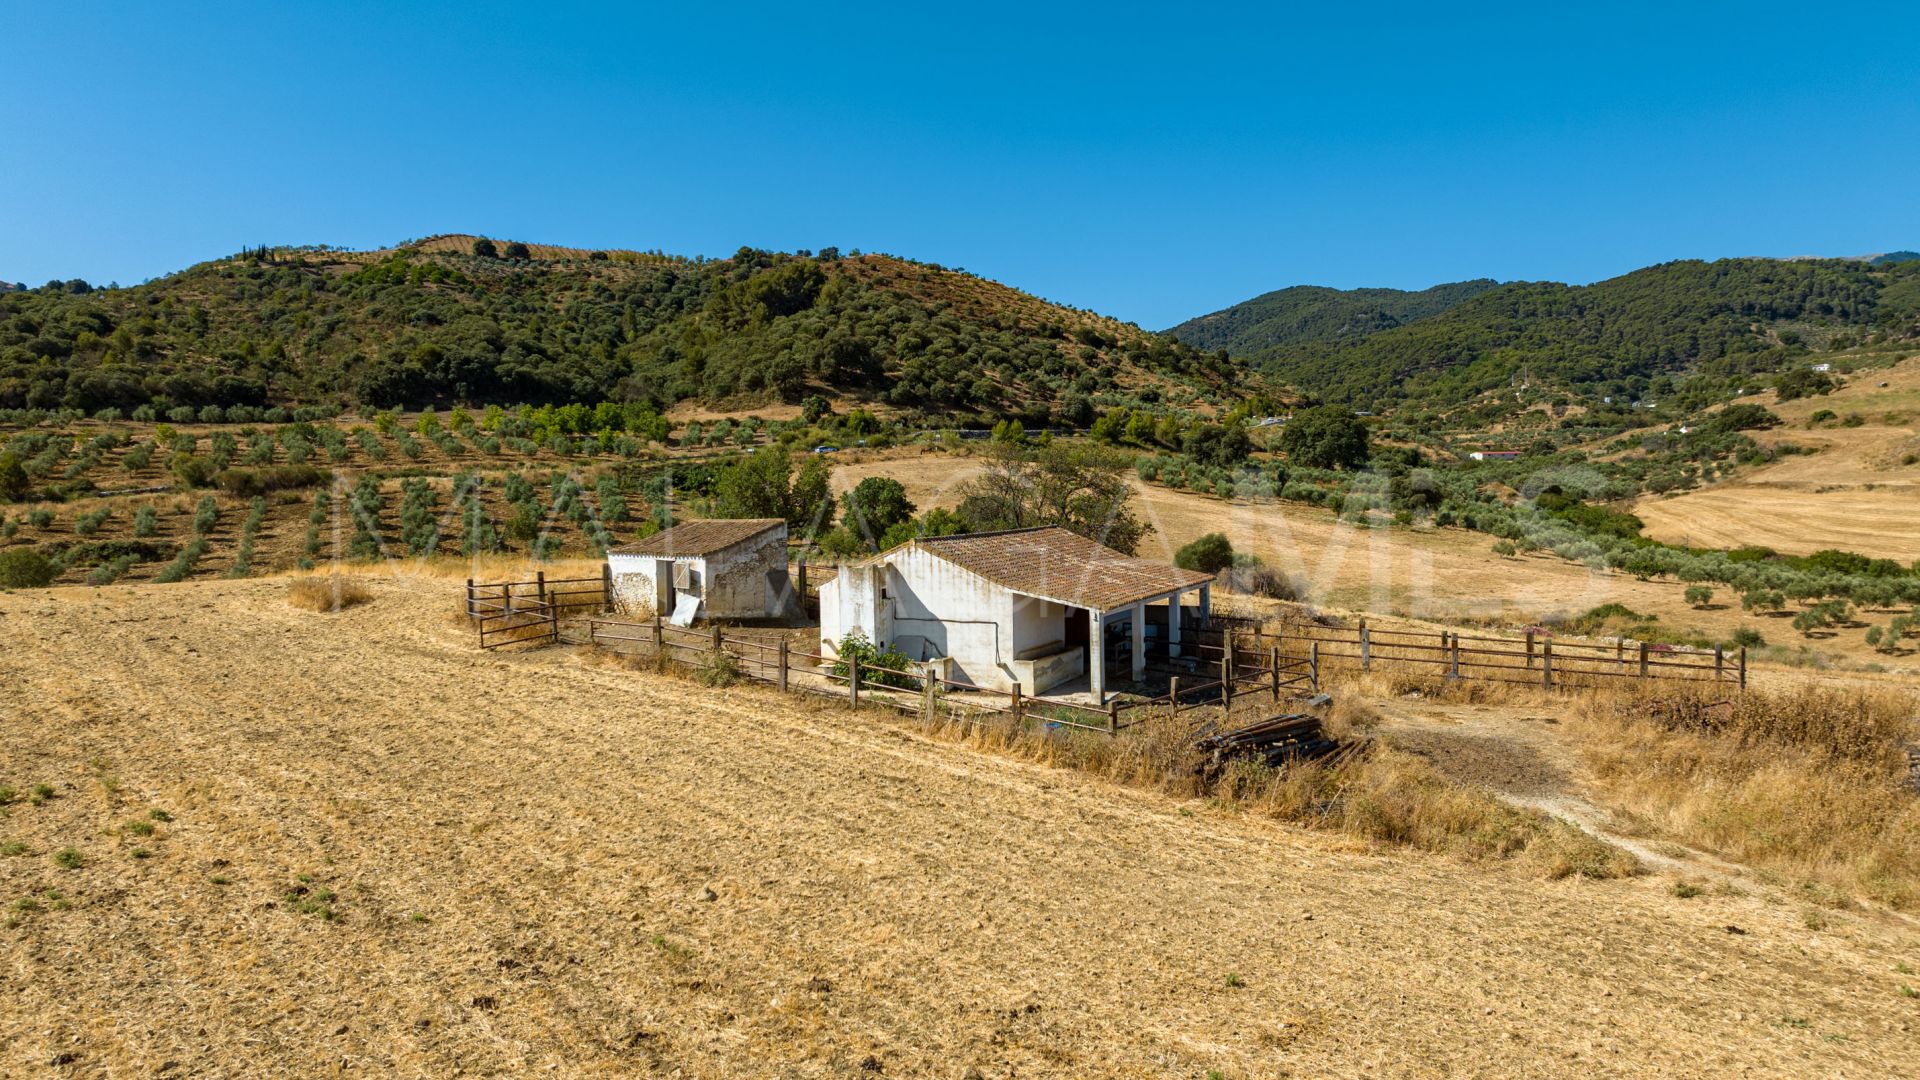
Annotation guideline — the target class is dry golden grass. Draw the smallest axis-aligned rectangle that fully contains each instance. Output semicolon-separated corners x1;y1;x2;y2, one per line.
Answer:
1568;681;1920;909
6;575;1920;1076
285;574;372;612
857;680;1639;881
1633;353;1920;560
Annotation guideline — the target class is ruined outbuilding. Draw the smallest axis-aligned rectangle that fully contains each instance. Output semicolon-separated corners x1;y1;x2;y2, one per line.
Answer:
607;518;797;625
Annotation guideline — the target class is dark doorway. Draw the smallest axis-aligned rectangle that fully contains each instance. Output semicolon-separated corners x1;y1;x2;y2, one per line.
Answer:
1065;607;1090;673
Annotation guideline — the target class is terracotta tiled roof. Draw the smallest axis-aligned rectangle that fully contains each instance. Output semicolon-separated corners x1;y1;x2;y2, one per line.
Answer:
609;518;785;557
912;527;1213;613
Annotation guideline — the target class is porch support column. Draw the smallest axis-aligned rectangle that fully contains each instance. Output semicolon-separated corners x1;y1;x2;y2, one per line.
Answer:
1198;582;1212;627
1168;588;1183;658
1089;611;1107;704
1129;603;1146;683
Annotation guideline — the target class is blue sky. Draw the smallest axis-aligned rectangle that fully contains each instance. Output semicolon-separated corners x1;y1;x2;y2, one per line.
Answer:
2;2;1916;328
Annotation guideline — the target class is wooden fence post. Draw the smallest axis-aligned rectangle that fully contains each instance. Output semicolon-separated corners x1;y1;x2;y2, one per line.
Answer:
1615;637;1625;666
1168;677;1181;717
465;577;475;619
796;557;807;597
536;570;546;608
1270;646;1280;702
1714;645;1724;684
1449;632;1461;680
1637;641;1649;679
548;595;559;643
653;614;664;656
777;639;790;692
711;624;723;655
601;562;614;612
923;673;936;724
1107;699;1119;734
1011;684;1023;725
1220;657;1232;710
1738;646;1747;689
1525;630;1535;669
1360;625;1372;672
849;654;860;709
1309;642;1319;692
1541;640;1553;687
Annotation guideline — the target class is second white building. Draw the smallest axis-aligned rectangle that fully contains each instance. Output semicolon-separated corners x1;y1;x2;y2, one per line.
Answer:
819;526;1215;702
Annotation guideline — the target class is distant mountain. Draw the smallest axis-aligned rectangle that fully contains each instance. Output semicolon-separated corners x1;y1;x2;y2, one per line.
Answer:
1869;251;1920;265
0;235;1238;420
1249;257;1920;407
1165;279;1500;354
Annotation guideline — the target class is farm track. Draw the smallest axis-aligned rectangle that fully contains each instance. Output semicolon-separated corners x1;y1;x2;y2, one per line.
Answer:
3;577;1919;1076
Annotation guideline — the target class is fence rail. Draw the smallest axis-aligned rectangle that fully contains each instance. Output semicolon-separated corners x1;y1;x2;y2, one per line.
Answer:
580;616;1322;736
477;601;558;649
1272;619;1743;688
466;570;613;648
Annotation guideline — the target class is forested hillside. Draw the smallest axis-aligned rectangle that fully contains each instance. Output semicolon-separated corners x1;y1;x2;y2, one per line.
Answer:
1250;258;1920;406
1165;279;1498;354
0;236;1236;422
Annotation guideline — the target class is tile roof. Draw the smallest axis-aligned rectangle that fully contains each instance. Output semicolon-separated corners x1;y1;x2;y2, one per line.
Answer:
609;518;785;558
911;527;1213;613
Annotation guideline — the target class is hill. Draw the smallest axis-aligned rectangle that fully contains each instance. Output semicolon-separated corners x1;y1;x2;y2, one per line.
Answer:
1248;257;1920;407
1164;279;1499;354
0;235;1238;423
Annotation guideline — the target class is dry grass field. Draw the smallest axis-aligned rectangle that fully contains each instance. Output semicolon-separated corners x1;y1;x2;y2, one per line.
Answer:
1633;354;1920;560
4;574;1919;1077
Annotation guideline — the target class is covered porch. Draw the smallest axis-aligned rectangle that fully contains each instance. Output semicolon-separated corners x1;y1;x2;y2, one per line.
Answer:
1054;579;1213;705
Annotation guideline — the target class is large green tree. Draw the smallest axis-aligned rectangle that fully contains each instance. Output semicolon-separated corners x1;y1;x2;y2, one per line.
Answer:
1277;406;1371;469
840;476;915;543
0;452;28;502
955;441;1150;554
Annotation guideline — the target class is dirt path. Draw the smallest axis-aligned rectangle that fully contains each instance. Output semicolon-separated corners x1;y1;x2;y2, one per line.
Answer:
1359;696;1754;878
3;577;1918;1077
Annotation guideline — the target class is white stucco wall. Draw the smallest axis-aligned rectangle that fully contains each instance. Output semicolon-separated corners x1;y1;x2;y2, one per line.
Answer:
607;553;677;618
821;544;1084;694
608;524;793;622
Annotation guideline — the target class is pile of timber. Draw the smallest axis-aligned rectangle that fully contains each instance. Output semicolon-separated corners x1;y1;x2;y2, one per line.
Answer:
1193;706;1337;771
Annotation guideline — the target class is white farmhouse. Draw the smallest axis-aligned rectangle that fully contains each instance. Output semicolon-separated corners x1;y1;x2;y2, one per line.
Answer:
607;518;797;624
819;526;1216;702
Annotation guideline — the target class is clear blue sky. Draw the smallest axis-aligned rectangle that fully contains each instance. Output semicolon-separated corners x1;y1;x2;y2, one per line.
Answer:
3;2;1916;328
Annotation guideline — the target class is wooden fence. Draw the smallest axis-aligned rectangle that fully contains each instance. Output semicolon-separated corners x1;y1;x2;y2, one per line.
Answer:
466;570;612;618
477;600;559;650
583;616;1318;735
1273;620;1744;688
466;570;612;648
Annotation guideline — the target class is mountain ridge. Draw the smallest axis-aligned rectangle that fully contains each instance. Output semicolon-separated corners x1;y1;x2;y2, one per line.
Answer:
0;235;1240;422
1164;279;1499;354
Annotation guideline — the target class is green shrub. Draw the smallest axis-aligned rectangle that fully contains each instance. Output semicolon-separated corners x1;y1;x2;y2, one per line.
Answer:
85;554;137;585
1174;532;1234;575
152;537;208;583
132;505;158;536
828;629;918;689
73;507;111;536
213;465;327;497
192;496;219;536
0;547;57;588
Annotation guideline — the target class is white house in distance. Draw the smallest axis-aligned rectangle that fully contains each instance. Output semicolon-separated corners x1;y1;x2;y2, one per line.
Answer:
607;518;797;625
820;526;1216;702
